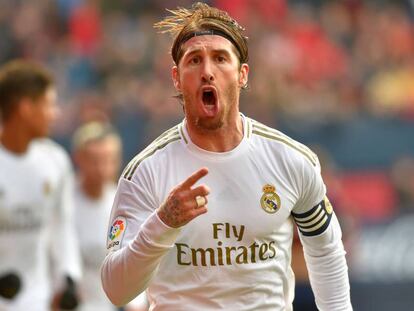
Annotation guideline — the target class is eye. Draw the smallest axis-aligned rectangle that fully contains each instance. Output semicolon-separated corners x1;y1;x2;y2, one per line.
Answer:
216;55;226;63
189;56;201;65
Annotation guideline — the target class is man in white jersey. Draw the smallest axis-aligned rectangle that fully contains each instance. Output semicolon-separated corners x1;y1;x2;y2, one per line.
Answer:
72;122;122;311
101;3;352;310
0;60;81;310
72;121;148;311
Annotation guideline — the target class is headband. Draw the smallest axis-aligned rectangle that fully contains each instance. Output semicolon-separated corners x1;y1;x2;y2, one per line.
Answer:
180;30;243;59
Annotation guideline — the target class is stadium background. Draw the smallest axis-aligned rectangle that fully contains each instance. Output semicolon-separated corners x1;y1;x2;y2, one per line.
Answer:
1;0;414;309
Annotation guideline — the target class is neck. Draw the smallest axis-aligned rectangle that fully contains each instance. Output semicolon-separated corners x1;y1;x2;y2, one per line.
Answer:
186;114;244;152
80;178;104;200
0;121;32;154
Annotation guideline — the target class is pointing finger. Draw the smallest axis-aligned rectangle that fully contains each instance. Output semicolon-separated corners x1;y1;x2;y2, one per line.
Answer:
179;167;209;190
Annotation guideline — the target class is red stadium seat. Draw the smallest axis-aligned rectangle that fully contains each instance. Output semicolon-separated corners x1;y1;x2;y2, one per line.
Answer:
338;171;397;222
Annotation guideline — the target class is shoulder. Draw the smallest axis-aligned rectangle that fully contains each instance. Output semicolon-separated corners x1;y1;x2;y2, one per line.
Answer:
122;124;184;181
105;183;118;199
248;118;318;168
32;138;72;170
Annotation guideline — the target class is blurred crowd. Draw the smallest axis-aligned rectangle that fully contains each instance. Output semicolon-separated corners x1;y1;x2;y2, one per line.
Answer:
1;0;414;309
1;0;413;143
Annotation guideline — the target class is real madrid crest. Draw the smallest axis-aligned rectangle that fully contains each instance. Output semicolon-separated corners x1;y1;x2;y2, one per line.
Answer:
260;184;281;214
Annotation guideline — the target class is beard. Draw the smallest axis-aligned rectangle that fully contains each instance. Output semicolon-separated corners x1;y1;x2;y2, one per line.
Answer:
196;113;224;131
183;83;239;133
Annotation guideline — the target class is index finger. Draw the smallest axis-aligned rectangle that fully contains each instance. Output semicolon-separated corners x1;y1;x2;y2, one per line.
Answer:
179;167;209;189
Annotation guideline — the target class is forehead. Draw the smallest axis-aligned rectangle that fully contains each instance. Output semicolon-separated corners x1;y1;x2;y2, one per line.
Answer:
181;35;237;56
83;136;120;153
32;86;56;106
44;87;57;101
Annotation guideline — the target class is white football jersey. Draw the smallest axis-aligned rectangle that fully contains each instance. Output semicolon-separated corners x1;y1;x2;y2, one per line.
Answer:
0;139;81;311
74;182;117;311
102;115;350;310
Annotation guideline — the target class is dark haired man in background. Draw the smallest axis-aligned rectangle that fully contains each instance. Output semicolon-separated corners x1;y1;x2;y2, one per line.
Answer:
0;60;81;310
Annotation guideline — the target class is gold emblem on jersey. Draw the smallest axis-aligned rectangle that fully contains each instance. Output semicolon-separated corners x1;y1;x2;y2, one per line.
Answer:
260;184;281;214
324;196;333;214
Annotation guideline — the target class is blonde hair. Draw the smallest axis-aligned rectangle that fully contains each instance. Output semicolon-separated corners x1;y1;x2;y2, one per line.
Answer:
71;122;121;152
154;2;248;65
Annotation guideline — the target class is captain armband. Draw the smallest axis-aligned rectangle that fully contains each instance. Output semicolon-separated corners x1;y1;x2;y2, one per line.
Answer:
292;196;334;237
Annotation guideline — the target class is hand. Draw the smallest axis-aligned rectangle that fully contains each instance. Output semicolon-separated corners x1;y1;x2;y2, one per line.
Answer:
50;276;80;311
0;272;21;300
157;167;210;228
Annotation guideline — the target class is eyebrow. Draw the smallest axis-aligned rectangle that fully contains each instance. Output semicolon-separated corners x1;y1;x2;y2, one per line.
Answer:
183;48;233;60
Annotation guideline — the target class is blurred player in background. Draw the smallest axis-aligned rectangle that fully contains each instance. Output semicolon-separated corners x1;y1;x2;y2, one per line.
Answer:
72;121;148;311
72;122;121;311
101;3;352;310
0;60;81;310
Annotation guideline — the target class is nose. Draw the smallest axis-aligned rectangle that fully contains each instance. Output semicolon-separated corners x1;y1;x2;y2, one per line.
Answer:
201;59;214;83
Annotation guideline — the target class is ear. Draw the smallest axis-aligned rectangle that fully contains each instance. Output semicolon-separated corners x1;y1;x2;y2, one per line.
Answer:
72;151;79;168
17;98;33;119
72;149;87;170
239;63;249;88
172;66;181;91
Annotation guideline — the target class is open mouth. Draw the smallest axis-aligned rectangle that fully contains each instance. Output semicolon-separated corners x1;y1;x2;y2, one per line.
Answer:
201;88;217;114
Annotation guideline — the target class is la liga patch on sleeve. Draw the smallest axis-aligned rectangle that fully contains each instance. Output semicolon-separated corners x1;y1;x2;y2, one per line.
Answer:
107;216;127;252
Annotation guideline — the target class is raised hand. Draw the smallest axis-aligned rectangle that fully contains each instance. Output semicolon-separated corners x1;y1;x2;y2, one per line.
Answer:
157;167;210;228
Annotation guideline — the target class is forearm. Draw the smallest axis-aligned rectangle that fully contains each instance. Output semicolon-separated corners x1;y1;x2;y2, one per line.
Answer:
51;171;82;282
301;214;352;310
101;211;180;306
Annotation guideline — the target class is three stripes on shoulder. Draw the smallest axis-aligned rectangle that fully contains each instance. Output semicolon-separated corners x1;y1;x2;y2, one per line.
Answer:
250;120;318;167
122;125;182;180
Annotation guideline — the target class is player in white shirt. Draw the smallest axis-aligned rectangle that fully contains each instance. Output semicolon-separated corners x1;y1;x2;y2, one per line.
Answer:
72;121;148;311
0;60;81;310
72;122;124;311
101;3;352;310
